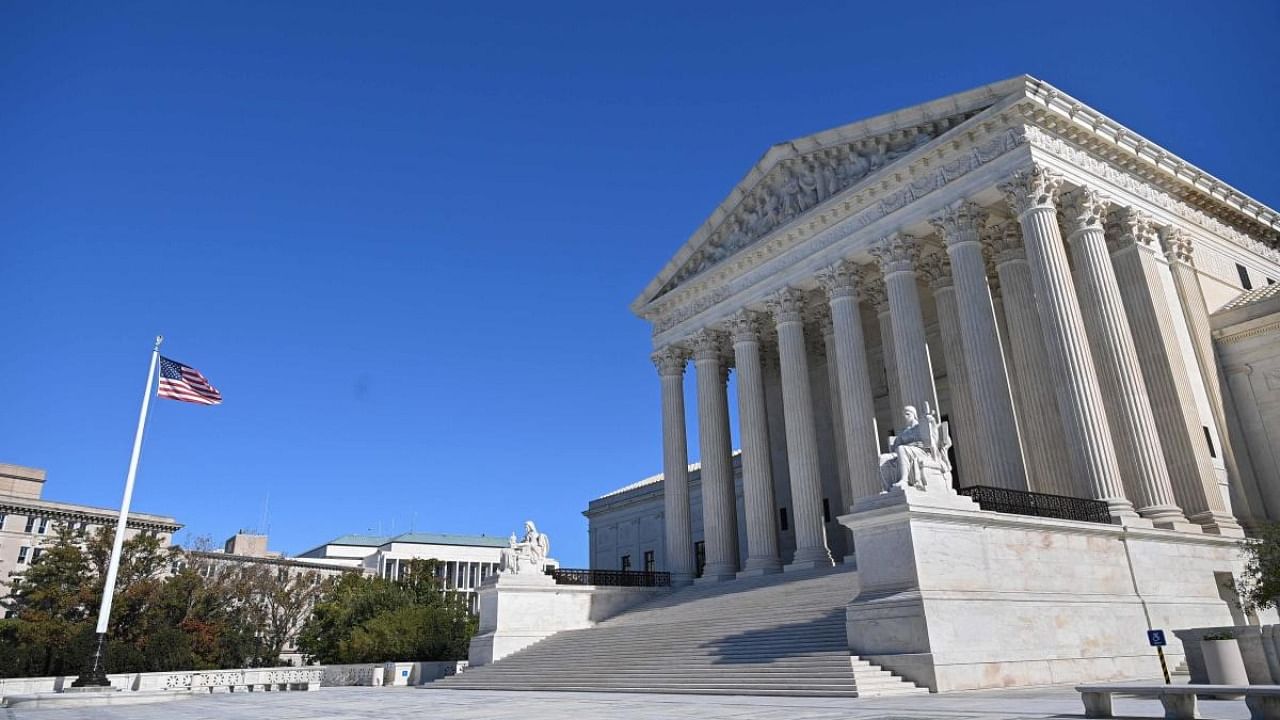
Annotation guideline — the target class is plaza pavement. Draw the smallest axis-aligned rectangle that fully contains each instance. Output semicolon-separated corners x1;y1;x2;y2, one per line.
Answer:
1;685;1257;720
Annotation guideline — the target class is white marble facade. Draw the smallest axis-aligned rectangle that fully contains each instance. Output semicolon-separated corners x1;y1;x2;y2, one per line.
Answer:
632;75;1280;585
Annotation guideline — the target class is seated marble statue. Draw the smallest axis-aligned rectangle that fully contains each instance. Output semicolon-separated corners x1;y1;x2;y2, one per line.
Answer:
499;520;550;575
878;404;952;492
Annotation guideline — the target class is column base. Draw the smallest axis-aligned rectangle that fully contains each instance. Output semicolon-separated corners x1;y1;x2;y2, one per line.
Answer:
1138;504;1199;533
785;547;834;572
737;558;782;578
1188;510;1246;538
1103;498;1146;526
696;563;739;583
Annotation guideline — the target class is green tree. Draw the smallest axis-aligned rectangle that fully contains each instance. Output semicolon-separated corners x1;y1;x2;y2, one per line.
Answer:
298;559;475;664
1234;523;1280;613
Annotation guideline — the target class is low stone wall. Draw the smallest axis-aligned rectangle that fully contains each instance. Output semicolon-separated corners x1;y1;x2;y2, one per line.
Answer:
320;661;467;687
1174;625;1280;684
0;666;322;702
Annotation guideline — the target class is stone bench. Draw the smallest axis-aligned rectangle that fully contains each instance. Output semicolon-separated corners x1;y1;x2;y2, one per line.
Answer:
1077;683;1280;719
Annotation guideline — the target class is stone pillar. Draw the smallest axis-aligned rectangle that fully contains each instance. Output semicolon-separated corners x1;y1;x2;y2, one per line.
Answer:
1163;229;1261;530
861;270;900;434
1060;187;1186;527
818;260;883;503
691;329;740;580
767;287;834;570
917;251;986;488
986;222;1077;497
653;345;695;585
1000;166;1137;520
871;233;940;417
728;311;783;576
819;313;853;514
932;203;1027;490
1106;216;1242;536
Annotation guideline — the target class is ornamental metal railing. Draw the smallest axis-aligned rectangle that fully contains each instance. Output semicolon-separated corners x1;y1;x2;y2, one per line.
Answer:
547;568;672;587
956;485;1113;524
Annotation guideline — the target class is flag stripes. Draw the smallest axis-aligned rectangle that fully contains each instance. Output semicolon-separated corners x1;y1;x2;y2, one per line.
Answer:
157;356;222;405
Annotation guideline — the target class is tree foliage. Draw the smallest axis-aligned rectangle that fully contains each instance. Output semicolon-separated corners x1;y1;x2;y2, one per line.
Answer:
1234;523;1280;613
298;559;475;664
0;528;334;678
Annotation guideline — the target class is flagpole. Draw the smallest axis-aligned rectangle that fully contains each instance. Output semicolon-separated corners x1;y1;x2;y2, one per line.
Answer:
73;335;163;688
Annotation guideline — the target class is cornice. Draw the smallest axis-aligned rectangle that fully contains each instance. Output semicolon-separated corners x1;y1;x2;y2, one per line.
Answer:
0;500;182;533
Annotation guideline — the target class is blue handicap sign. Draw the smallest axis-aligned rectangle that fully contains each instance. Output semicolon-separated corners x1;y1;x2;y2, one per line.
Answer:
1148;629;1167;647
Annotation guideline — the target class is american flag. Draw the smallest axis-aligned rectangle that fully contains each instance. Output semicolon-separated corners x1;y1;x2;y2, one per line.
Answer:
157;356;222;405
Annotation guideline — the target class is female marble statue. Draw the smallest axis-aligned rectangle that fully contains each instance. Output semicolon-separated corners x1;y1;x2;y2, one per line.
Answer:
878;405;945;492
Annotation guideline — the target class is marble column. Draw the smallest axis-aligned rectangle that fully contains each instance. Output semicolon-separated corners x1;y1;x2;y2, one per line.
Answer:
653;345;695;585
728;311;783;576
932;203;1027;490
819;313;853;514
1163;228;1263;530
986;222;1077;497
861;269;900;436
917;251;985;488
1000;166;1136;520
767;287;834;570
817;260;882;503
691;329;740;580
872;233;940;418
1109;222;1240;537
1060;187;1185;527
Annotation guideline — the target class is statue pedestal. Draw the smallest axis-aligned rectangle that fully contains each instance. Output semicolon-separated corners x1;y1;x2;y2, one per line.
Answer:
467;571;668;668
838;486;1253;692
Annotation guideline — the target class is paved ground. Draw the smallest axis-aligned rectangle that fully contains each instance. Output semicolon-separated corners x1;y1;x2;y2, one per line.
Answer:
1;686;1258;720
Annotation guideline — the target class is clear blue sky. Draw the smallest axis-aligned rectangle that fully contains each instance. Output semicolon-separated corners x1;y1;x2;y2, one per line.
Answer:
3;1;1277;566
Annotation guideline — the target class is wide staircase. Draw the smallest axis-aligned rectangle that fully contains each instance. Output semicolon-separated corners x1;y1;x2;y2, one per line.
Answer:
437;565;926;697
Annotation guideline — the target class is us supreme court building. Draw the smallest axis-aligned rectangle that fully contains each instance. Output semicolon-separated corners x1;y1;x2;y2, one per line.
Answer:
581;75;1280;688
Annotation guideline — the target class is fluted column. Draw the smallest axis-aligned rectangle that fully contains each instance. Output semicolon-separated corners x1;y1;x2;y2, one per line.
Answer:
728;311;783;576
691;329;740;580
1108;208;1240;534
818;261;882;503
986;222;1076;497
871;233;939;417
1000;166;1136;520
767;288;834;570
862;270;900;432
1163;229;1261;531
653;346;695;585
918;251;985;488
1060;187;1185;527
818;313;853;513
932;203;1027;490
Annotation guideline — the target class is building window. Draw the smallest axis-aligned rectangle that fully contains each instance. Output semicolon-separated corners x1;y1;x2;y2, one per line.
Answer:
1237;264;1253;290
823;498;831;523
31;548;43;563
24;516;36;533
3;610;13;619
779;507;789;532
0;513;5;530
620;555;631;572
694;541;705;578
1204;426;1217;459
17;547;30;564
643;550;655;572
37;518;49;535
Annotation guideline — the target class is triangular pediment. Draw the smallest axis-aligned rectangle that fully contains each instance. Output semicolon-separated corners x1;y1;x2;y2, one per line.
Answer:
631;76;1033;312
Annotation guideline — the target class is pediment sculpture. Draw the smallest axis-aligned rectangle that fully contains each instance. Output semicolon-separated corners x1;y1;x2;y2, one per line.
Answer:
878;404;953;493
499;520;550;575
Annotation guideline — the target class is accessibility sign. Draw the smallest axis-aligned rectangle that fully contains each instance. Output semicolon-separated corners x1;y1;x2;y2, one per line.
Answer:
1148;629;1167;647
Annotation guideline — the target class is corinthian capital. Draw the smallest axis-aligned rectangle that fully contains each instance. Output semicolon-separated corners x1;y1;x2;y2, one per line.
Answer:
766;286;807;324
816;259;861;301
1105;206;1159;254
982;221;1025;266
1000;163;1063;218
858;268;889;312
652;345;690;377
727;310;763;345
930;201;988;247
1160;226;1195;266
916;250;953;291
1059;186;1110;238
689;328;729;362
871;232;921;276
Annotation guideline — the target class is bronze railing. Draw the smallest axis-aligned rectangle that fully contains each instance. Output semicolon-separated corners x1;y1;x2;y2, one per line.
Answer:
957;485;1113;524
547;568;672;587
